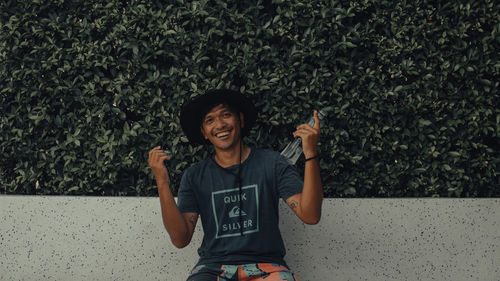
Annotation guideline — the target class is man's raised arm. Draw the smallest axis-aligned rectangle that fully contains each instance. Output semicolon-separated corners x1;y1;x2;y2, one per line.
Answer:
148;146;198;248
285;111;323;224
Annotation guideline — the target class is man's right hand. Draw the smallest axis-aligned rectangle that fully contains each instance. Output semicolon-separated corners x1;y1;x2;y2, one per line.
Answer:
149;146;198;248
148;146;170;184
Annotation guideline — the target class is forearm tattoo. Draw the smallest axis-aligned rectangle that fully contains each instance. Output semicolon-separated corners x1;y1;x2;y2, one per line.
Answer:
290;200;299;211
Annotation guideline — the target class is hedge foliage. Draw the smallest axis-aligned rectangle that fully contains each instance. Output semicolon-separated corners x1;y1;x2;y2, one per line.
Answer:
1;0;499;197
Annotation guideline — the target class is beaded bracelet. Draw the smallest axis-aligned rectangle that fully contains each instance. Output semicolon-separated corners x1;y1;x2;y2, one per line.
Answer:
304;155;319;162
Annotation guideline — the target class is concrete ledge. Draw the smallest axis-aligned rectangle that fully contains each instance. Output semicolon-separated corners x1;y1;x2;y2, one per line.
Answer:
0;196;498;281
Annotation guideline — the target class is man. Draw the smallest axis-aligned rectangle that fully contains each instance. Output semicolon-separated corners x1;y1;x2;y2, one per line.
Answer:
148;89;323;281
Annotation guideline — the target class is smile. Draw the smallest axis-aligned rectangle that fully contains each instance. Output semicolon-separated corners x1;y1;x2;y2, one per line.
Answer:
215;131;231;138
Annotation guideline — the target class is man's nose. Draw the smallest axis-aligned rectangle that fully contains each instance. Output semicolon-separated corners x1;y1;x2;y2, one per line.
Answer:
214;116;227;128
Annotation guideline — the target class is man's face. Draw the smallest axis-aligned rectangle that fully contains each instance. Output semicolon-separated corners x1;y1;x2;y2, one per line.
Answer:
200;104;244;151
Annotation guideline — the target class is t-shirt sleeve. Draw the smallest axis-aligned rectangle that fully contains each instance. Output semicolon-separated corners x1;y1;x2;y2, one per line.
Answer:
177;169;200;213
275;153;304;201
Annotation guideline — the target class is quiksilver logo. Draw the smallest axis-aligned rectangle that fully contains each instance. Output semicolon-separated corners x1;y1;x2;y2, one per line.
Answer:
224;194;247;203
228;206;247;218
211;185;259;238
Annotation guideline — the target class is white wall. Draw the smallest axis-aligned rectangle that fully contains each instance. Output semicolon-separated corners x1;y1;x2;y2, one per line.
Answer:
0;196;498;281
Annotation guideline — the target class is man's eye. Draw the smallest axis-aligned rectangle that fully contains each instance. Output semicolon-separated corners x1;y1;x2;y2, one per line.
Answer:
204;118;213;124
223;112;232;118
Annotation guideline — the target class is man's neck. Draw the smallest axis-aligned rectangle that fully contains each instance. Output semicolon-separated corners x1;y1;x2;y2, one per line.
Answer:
214;144;251;168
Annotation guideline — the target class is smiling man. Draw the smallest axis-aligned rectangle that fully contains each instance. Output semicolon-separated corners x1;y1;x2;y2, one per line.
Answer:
148;89;323;281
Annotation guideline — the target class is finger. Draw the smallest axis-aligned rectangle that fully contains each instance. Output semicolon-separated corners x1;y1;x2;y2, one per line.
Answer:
150;149;165;160
148;148;155;159
159;154;170;162
293;130;310;139
296;124;314;131
155;150;170;160
150;146;161;155
313;110;320;130
162;149;171;161
295;125;318;135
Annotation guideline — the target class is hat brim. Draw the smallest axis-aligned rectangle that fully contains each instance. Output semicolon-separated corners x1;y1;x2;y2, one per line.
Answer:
180;89;257;145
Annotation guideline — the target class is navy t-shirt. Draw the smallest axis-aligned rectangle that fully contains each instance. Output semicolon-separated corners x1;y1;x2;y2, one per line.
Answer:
177;148;303;266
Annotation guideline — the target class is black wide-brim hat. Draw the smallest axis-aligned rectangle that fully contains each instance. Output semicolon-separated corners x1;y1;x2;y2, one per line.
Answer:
180;89;257;145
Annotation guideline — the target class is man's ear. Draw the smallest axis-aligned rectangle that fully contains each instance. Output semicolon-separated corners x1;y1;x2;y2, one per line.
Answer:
239;112;245;128
200;126;208;139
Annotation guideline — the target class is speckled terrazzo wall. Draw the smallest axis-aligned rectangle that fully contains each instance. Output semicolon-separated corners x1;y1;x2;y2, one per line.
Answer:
0;196;498;281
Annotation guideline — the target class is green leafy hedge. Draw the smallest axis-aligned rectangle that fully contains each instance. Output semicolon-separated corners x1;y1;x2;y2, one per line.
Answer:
1;0;498;197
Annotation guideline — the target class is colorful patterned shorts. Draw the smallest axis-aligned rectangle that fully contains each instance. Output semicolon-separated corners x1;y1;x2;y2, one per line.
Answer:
187;263;299;281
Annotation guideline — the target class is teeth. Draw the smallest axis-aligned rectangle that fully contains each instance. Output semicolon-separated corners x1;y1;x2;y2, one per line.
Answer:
216;132;230;138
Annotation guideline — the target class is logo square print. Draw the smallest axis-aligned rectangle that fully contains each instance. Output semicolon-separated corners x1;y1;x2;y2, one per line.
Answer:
211;185;260;239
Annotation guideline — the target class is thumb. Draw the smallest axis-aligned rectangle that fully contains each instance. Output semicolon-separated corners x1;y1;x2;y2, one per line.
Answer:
313;110;320;130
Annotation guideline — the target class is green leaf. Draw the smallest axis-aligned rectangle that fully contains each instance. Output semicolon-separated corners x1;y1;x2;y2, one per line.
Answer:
414;168;427;174
419;119;432;126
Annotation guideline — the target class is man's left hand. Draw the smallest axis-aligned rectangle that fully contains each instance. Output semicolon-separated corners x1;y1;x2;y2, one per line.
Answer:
293;110;320;159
